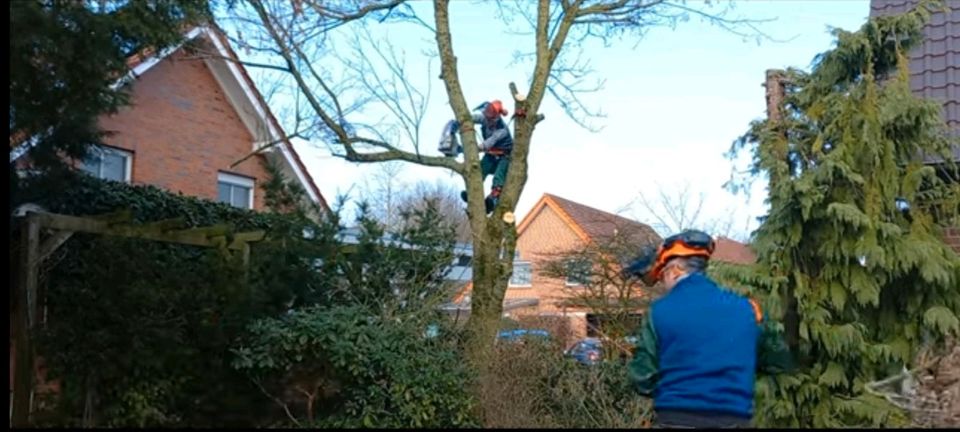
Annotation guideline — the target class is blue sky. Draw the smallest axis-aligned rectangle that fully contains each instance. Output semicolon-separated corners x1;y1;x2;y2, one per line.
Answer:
226;0;871;239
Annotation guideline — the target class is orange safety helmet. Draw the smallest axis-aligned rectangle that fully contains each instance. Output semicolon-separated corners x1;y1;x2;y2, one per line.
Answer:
483;100;508;118
624;230;716;285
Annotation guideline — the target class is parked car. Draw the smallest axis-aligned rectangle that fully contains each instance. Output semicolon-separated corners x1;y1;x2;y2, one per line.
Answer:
496;329;551;344
565;337;603;365
565;336;638;366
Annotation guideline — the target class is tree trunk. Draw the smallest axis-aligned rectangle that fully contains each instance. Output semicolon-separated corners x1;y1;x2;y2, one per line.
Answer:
462;102;528;370
82;375;97;428
463;225;512;367
764;69;800;354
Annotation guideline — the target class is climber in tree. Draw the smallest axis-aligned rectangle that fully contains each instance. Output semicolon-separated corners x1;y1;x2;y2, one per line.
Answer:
437;100;512;214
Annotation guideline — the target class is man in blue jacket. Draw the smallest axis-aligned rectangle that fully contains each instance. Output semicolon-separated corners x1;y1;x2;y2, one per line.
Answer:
438;100;512;214
624;230;792;428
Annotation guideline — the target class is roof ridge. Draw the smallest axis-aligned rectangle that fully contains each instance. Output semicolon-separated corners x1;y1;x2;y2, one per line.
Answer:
541;193;661;248
544;193;639;223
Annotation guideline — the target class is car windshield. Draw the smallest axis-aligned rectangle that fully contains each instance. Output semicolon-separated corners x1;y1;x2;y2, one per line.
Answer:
570;339;601;352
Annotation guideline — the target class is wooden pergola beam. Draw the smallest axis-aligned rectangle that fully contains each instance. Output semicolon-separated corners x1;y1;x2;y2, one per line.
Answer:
29;212;263;251
92;208;133;226
140;217;188;233
38;231;73;262
10;210;266;426
176;223;232;239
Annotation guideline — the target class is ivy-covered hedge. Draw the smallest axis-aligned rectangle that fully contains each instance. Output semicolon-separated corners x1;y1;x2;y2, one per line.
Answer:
15;170;292;231
13;172;325;427
13;171;477;428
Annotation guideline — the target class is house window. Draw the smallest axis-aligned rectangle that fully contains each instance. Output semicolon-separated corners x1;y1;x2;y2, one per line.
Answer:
510;261;532;287
80;146;132;182
565;259;591;286
217;172;254;209
457;255;472;267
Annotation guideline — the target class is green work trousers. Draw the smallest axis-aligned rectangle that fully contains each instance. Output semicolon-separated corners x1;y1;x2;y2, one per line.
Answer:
481;153;510;190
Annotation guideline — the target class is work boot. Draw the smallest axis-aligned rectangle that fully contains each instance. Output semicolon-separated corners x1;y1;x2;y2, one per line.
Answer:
484;196;498;214
484;186;502;215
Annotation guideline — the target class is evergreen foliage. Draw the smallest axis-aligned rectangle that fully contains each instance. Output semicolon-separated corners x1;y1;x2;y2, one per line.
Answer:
728;1;960;426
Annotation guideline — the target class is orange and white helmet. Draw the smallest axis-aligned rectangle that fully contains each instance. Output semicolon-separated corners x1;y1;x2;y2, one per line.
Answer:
624;230;716;285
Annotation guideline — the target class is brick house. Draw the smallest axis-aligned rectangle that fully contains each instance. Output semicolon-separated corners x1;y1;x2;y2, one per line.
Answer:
9;24;330;423
10;25;329;214
445;193;757;346
869;0;959;253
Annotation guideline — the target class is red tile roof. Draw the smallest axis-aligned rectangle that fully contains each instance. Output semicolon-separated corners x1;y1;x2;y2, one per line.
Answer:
537;193;662;247
713;236;757;265
519;193;756;265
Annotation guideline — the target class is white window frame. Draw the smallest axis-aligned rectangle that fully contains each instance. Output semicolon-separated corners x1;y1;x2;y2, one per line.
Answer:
81;146;133;182
217;172;255;209
509;261;533;288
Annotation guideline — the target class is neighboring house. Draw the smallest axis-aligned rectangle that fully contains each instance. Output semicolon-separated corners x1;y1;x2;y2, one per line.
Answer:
10;25;329;215
870;0;960;252
443;193;757;345
9;24;332;423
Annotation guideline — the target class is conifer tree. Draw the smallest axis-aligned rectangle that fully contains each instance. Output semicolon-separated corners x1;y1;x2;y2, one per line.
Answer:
729;0;960;426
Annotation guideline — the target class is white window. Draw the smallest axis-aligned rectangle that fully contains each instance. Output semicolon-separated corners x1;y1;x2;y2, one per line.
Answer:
510;261;532;287
217;172;254;209
80;146;132;182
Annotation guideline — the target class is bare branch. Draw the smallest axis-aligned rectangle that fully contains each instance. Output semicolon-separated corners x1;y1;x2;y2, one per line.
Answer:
252;378;302;427
182;43;291;73
230;132;305;168
301;0;406;23
632;181;746;239
340;24;431;155
245;0;463;173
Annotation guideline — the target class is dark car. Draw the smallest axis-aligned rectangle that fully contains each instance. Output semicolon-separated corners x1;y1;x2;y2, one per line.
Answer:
565;336;639;366
565;337;603;365
496;329;551;344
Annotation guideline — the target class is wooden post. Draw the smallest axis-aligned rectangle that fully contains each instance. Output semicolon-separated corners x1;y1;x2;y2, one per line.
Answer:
12;215;40;427
241;242;252;285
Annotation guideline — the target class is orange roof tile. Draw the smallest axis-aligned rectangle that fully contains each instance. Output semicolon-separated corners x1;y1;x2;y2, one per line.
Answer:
712;236;757;265
540;193;662;247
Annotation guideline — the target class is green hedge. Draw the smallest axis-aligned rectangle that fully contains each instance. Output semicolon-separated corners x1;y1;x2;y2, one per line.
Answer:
15;170;292;230
14;172;328;427
13;171;476;428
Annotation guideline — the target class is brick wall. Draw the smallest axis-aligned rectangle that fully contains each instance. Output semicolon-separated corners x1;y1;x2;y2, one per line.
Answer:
98;50;270;210
510;205;585;314
945;226;960;254
511;205;631;346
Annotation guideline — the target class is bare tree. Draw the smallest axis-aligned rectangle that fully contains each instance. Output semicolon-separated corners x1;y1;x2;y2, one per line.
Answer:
360;174;472;243
222;0;772;368
358;161;408;229
539;218;662;359
631;180;751;241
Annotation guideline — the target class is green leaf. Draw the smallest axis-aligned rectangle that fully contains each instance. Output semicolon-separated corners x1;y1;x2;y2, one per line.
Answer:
817;362;848;388
923;306;959;334
829;282;847;311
